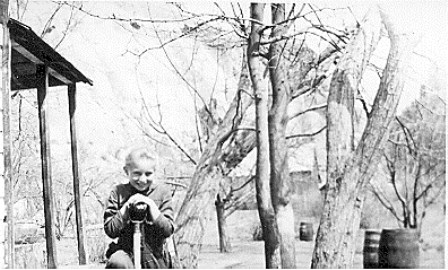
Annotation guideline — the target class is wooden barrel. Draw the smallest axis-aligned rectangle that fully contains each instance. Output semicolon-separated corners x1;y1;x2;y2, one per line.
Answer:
363;229;381;269
299;222;313;242
378;229;420;268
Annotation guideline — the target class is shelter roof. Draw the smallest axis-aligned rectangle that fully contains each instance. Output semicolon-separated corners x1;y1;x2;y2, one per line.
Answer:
7;18;92;90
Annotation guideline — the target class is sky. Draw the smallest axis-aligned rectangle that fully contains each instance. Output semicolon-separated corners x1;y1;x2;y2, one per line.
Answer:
18;1;447;164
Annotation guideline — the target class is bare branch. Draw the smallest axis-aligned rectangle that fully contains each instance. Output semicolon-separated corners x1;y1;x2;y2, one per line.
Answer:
288;103;326;121
388;162;408;219
305;4;344;46
291;74;327;99
415;170;446;201
41;2;63;38
152;88;198;165
193;99;204;153
357;87;372;117
412;156;423;228
230;175;255;194
53;4;77;49
286;125;326;139
395;116;417;158
149;19;213;119
164;180;188;189
369;183;404;223
423;179;446;207
415;99;446;116
61;1;202;23
139;16;224;53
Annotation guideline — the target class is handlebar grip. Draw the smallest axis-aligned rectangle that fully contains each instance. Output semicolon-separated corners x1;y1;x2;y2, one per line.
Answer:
130;202;148;222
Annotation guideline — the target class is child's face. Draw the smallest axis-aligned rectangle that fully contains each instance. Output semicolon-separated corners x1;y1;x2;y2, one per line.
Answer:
125;158;156;192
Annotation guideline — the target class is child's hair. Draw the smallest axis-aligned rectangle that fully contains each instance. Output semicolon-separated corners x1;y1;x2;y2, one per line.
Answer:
124;147;156;168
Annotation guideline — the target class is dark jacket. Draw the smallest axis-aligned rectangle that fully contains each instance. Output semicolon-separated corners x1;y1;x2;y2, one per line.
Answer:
104;182;174;259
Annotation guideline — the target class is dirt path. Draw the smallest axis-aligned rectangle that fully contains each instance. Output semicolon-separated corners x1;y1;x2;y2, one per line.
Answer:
198;240;366;269
198;210;444;269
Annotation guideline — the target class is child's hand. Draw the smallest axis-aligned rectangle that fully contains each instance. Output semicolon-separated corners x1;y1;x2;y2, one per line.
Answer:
128;193;152;206
127;194;161;222
146;200;161;222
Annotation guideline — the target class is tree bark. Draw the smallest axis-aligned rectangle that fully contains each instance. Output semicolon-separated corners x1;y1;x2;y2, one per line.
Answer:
268;4;296;269
248;3;281;268
312;7;418;268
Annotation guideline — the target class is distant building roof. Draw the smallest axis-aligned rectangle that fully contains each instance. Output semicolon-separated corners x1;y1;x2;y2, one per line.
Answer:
8;18;92;90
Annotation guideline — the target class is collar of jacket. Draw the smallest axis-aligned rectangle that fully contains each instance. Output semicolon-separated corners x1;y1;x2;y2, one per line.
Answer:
127;181;158;195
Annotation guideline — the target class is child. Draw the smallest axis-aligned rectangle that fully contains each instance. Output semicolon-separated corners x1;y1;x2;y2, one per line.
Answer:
104;147;174;268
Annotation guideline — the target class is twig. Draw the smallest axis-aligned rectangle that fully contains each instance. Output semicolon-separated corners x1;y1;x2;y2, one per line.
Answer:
41;2;62;38
53;4;77;49
164;181;188;189
153;85;198;165
395;116;417;158
286;125;326;139
149;17;213;119
231;175;255;194
369;183;404;223
288;103;326;120
60;1;201;23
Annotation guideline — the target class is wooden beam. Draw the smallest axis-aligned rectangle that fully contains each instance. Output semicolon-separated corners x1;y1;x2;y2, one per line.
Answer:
11;41;42;64
9;20;93;86
68;84;87;265
11;73;66;91
48;67;73;85
36;64;58;269
11;41;73;85
1;2;14;268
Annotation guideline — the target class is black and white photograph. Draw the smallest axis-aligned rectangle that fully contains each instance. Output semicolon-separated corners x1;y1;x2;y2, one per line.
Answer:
0;0;445;268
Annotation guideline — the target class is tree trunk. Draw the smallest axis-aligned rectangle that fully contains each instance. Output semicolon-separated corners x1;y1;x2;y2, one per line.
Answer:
312;8;418;268
312;10;381;269
173;51;253;268
215;195;231;252
173;18;342;268
268;4;296;269
248;3;281;269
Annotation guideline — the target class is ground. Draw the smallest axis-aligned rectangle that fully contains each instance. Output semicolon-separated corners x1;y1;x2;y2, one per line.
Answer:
21;206;445;269
197;209;444;269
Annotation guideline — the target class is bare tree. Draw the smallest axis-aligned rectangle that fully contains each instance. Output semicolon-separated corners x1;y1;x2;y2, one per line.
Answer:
370;94;446;235
312;6;420;268
248;3;281;268
168;5;349;266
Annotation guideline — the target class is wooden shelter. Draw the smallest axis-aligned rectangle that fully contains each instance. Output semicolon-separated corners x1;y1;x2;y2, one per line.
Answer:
2;18;92;268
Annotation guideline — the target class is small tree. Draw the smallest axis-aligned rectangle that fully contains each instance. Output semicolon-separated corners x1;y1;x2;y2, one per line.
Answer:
370;93;446;234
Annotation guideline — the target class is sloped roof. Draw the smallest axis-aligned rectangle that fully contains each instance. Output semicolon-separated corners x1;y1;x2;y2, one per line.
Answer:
7;18;92;90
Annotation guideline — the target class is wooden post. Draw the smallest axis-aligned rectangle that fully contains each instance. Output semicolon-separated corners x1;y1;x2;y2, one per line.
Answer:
1;1;13;268
36;64;58;269
1;20;13;270
68;84;87;265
